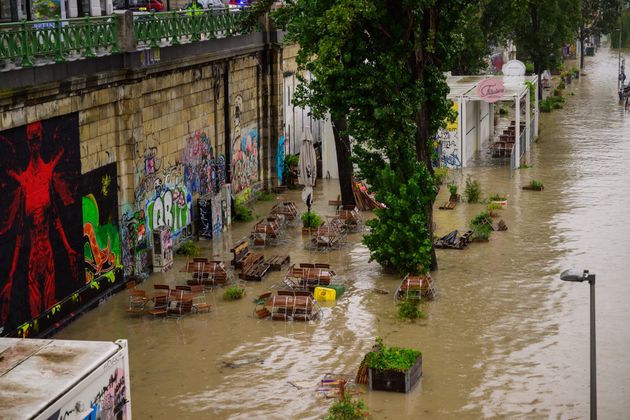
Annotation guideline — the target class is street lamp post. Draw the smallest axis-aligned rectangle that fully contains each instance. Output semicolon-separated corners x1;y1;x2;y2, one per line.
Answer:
560;269;597;420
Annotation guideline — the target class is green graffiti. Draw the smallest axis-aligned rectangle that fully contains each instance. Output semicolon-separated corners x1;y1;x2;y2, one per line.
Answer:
82;194;121;284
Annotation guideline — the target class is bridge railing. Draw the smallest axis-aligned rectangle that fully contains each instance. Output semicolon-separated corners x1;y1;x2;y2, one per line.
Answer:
0;8;254;70
134;8;250;49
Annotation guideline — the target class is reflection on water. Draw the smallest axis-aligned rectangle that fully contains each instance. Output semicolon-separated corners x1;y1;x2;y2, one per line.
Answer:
56;47;630;419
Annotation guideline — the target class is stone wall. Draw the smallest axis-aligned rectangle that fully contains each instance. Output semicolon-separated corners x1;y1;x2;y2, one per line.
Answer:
0;44;282;336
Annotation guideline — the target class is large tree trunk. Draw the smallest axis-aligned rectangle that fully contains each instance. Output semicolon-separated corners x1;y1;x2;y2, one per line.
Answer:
415;104;438;272
579;30;586;70
331;116;356;206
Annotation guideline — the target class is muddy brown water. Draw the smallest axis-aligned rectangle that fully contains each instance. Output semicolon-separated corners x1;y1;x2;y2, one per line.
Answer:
56;47;630;419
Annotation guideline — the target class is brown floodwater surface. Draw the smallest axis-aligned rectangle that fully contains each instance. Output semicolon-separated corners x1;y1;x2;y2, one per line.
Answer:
56;47;630;419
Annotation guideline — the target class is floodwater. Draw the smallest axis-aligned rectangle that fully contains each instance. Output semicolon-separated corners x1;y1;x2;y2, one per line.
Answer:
56;47;630;419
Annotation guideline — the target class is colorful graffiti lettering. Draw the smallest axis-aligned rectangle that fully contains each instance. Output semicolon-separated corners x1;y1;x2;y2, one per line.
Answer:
146;185;192;238
182;130;214;195
0;114;83;332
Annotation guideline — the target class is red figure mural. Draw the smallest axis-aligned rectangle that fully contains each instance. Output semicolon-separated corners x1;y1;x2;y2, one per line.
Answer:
0;115;82;332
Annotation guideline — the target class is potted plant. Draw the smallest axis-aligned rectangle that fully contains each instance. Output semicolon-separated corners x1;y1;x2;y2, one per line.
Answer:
223;285;245;301
561;70;572;85
571;66;580;79
488;193;508;207
470;211;493;241
433;167;448;187
365;337;422;393
523;179;544;191
464;176;482;203
448;183;460;202
486;202;503;218
301;211;323;234
283;154;299;188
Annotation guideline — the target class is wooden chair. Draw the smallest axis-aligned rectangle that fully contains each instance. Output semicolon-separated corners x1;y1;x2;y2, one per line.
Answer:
127;290;148;316
148;293;168;317
190;285;210;313
167;289;186;318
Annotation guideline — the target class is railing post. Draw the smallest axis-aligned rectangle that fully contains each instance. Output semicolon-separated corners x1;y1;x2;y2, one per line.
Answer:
149;12;159;48
54;16;65;62
84;16;95;57
116;11;136;53
20;19;33;68
170;11;180;45
110;15;121;53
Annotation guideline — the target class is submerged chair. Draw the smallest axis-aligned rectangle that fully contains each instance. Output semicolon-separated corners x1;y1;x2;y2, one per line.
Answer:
190;285;210;313
127;290;148;316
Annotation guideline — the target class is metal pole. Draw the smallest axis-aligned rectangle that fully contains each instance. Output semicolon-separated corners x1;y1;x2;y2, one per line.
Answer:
589;273;597;420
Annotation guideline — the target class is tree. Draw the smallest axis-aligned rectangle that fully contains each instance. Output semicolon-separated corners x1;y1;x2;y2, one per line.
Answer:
263;1;485;274
577;0;622;69
509;0;580;98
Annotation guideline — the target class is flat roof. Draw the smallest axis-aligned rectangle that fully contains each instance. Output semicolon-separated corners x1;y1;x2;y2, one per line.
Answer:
447;74;538;101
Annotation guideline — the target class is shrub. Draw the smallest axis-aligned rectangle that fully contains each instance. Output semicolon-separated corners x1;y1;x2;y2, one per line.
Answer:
397;297;426;320
223;285;245;301
325;396;369;420
525;61;535;74
448;183;458;197
301;211;323;228
257;191;275;201
473;223;492;241
433;167;448;185
233;196;254;222
365;337;421;372
530;179;544;189
498;106;509;115
540;100;553;113
464;176;481;203
175;240;200;257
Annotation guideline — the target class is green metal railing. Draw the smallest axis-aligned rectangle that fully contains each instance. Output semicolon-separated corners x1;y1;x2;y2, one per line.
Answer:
0;8;255;70
0;16;119;67
133;9;250;49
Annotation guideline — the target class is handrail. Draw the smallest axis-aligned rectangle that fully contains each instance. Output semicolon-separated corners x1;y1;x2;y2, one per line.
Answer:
134;8;250;49
0;16;119;67
0;7;254;70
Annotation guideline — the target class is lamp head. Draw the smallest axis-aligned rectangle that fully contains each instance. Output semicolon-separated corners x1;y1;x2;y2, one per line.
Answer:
560;269;587;282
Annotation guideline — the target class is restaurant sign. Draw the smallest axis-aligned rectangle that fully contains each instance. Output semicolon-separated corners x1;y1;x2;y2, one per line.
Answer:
477;78;505;103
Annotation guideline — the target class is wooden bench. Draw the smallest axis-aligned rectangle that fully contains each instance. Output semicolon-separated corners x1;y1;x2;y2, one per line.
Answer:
266;255;290;270
230;240;263;269
237;250;269;281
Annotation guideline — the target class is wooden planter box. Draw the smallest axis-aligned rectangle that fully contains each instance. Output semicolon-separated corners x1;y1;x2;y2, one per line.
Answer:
491;199;508;208
368;354;422;393
522;185;544;191
302;227;316;235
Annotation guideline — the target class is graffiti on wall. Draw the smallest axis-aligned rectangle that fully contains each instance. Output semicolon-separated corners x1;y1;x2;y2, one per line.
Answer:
277;133;285;185
231;127;258;194
231;94;259;194
145;182;192;240
121;206;148;277
435;127;461;168
181;129;226;195
55;366;129;420
81;163;121;285
0;114;83;332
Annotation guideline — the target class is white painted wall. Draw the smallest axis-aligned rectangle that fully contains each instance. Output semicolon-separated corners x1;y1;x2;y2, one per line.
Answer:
464;100;477;165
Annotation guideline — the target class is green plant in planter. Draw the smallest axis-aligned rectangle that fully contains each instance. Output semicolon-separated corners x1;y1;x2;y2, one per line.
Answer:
448;183;458;197
325;396;369;420
365;337;421;372
223;285;245;301
301;211;323;228
175;240;200;257
486;202;503;217
571;66;580;78
464;176;482;203
397;297;426;320
488;193;507;202
470;211;493;240
433;167;448;186
530;179;544;189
